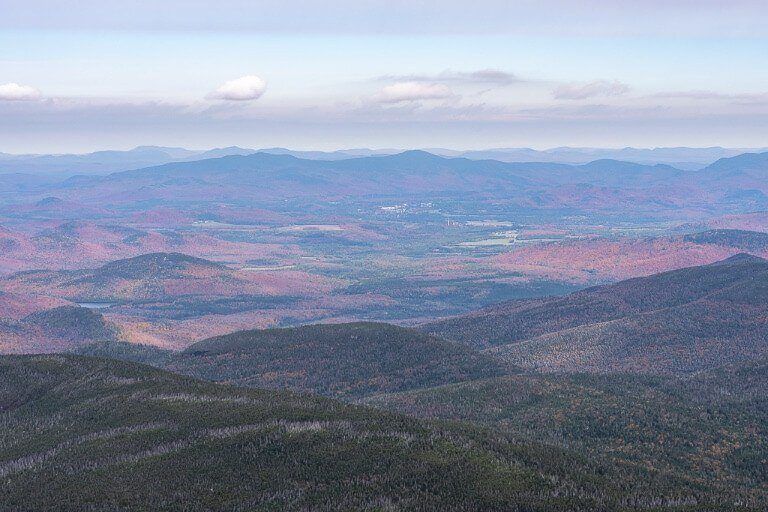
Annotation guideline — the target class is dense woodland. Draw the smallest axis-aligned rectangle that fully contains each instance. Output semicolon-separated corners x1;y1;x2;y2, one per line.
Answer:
165;322;508;398
425;254;768;373
3;355;753;512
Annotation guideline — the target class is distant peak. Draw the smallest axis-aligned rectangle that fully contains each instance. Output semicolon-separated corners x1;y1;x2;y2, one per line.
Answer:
35;196;65;207
217;146;250;151
98;252;224;276
396;149;439;157
384;150;444;161
121;251;221;265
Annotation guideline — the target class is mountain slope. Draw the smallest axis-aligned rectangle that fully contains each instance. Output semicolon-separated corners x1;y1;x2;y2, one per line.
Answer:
698;151;768;201
0;290;69;320
21;305;119;342
363;370;768;501
703;151;768;178
425;255;768;374
0;354;722;511
425;254;768;346
674;357;768;403
167;322;507;398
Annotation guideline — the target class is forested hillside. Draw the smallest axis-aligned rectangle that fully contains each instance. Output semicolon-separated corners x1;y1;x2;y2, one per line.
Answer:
363;369;768;502
166;322;508;398
0;354;737;512
425;254;768;374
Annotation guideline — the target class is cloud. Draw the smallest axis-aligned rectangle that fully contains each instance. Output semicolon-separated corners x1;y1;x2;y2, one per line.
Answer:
0;82;42;101
462;69;521;84
209;75;266;101
377;82;454;103
553;80;630;100
4;91;768;153
381;69;521;85
649;90;768;105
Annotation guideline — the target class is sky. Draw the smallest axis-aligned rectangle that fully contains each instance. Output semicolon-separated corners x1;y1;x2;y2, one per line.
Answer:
1;0;767;153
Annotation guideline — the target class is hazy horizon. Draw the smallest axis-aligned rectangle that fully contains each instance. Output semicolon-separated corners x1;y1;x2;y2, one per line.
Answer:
2;144;768;158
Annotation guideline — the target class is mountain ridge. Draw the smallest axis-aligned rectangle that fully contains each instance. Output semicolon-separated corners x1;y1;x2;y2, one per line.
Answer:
424;254;768;374
167;322;508;398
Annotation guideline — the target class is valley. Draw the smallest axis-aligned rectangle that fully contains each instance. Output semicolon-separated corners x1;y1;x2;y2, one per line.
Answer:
3;150;768;350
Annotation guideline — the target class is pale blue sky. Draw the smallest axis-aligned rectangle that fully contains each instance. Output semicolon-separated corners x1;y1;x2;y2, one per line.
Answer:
1;1;767;153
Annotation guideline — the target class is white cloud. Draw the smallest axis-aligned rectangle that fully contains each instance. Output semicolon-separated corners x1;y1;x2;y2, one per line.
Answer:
378;82;454;103
0;82;41;101
209;75;266;101
553;80;630;100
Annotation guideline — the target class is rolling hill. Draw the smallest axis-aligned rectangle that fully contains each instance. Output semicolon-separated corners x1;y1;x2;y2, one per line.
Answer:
2;252;338;304
0;305;119;354
0;218;300;274
165;322;508;398
682;229;768;253
425;254;768;374
490;228;768;283
0;354;729;511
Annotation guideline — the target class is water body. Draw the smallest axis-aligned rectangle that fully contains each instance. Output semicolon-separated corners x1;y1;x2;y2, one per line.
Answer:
77;302;115;309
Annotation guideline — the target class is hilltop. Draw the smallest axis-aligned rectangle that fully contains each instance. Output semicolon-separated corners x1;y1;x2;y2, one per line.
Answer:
0;305;119;354
79;251;225;282
167;322;507;398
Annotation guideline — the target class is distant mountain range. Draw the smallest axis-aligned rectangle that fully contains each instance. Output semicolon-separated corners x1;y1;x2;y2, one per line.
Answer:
1;146;767;217
2;144;766;176
432;146;768;169
20;149;760;215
